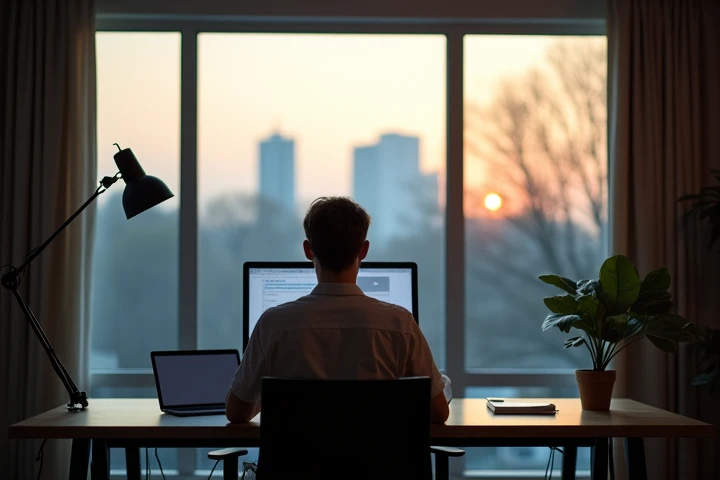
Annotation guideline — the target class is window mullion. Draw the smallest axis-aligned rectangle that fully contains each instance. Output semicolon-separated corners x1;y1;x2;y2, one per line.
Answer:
178;27;199;478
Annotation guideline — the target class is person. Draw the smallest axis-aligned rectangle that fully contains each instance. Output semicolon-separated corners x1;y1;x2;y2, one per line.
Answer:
226;196;451;424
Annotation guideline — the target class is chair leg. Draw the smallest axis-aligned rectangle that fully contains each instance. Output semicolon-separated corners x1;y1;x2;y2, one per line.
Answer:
434;454;450;480
223;455;238;480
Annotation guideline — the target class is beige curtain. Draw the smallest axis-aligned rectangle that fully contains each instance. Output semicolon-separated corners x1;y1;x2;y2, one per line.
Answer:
608;0;720;479
0;0;97;478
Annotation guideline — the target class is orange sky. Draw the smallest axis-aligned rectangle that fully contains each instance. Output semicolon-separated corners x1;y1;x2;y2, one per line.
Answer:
96;33;598;217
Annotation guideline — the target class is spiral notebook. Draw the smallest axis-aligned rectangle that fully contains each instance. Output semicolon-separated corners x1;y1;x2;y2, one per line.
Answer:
486;398;558;415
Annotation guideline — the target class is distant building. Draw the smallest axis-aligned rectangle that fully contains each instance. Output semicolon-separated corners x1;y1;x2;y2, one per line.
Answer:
352;133;439;246
259;132;295;213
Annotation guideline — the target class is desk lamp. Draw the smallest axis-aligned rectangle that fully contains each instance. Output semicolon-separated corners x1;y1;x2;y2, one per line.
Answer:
0;144;173;411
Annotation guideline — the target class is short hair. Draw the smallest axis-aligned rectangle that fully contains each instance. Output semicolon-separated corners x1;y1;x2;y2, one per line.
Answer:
303;197;371;273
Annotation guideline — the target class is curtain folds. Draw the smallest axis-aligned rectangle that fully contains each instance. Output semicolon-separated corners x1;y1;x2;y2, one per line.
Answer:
1;1;97;478
608;0;720;478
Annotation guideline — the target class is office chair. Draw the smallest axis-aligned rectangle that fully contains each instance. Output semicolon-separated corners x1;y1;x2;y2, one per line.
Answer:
209;377;464;479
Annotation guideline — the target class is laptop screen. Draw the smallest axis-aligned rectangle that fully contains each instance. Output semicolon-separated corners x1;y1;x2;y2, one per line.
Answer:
152;350;239;408
243;262;417;350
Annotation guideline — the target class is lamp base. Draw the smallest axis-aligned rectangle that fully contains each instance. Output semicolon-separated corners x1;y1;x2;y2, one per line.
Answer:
68;391;89;411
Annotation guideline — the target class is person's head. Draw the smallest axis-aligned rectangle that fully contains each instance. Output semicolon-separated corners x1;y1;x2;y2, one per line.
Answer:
302;197;371;279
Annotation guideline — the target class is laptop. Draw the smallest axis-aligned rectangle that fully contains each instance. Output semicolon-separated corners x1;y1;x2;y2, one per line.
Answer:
151;349;240;416
243;261;418;351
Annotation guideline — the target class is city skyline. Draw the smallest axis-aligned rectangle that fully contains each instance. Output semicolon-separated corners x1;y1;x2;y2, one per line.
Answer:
96;33;569;212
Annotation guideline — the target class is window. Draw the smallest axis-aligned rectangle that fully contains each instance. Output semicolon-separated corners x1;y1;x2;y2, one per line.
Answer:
196;33;446;364
92;32;181;371
464;35;607;371
92;21;606;479
462;35;606;475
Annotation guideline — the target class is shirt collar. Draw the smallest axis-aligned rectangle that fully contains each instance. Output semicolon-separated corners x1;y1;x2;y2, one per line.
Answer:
310;283;365;296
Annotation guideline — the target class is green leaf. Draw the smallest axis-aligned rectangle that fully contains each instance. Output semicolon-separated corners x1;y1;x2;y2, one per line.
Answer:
644;314;691;352
599;255;641;315
577;295;599;317
632;289;673;315
538;275;578;295
640;267;671;293
601;315;630;344
542;314;582;333
647;334;679;353
564;336;586;349
543;295;579;314
623;317;645;337
692;372;718;386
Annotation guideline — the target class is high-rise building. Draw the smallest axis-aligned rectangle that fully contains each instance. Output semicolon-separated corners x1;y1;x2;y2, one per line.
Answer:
259;132;295;213
353;133;438;246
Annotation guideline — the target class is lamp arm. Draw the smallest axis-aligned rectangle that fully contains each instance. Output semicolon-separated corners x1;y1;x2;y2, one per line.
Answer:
0;173;121;411
15;173;120;273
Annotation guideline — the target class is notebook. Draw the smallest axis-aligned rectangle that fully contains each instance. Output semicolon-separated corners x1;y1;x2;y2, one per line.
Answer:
486;398;558;415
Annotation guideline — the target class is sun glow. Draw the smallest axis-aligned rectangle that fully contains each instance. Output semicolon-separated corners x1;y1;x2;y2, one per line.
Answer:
484;193;503;211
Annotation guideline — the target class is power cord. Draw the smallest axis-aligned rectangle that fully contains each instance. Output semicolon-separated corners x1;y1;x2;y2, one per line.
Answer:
545;447;563;479
154;448;167;480
35;439;47;480
609;438;616;480
207;459;220;479
145;448;149;480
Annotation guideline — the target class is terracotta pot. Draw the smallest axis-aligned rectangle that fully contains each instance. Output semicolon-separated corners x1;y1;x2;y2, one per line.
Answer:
576;369;616;411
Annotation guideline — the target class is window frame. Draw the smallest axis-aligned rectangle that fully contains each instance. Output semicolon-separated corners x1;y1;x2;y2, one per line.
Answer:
93;15;606;478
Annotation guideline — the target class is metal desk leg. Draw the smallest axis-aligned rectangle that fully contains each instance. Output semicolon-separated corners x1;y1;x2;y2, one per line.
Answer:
125;446;142;480
591;438;608;480
624;438;648;480
562;445;577;480
69;439;91;480
91;439;110;480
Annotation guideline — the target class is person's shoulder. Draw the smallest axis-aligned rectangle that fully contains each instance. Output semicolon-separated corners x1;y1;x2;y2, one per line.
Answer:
256;295;314;326
360;296;417;328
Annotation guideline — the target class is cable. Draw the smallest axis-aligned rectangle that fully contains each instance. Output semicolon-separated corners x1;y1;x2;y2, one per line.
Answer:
207;459;220;479
544;447;563;479
35;439;47;480
154;448;167;480
609;438;616;480
145;448;149;480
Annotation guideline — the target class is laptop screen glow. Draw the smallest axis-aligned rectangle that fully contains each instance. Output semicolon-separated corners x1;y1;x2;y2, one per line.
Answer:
154;353;239;408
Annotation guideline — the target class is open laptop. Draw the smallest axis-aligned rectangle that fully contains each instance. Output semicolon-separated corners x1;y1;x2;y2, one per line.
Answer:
151;349;240;416
243;261;418;351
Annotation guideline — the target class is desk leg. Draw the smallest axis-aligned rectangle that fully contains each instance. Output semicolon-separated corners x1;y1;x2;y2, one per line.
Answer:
69;439;91;480
125;446;142;480
562;445;577;480
591;438;608;480
91;439;110;480
624;438;647;480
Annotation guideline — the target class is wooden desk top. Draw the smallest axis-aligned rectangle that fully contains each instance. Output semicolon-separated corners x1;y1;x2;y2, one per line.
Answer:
8;398;713;440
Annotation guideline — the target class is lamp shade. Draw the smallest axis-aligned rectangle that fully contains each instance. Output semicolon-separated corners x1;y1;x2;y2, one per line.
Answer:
113;147;174;219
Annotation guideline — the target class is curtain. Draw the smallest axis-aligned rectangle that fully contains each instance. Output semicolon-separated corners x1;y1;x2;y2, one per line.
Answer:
608;0;720;479
0;0;97;478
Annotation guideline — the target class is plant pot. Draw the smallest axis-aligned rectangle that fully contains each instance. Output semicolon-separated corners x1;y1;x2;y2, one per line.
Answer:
576;369;616;411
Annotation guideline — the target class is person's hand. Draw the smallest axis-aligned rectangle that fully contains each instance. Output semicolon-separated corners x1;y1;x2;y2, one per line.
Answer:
439;369;452;404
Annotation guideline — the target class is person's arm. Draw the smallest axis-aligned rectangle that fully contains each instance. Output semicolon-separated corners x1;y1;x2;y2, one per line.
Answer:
431;391;450;424
405;320;449;424
226;389;260;423
226;319;267;423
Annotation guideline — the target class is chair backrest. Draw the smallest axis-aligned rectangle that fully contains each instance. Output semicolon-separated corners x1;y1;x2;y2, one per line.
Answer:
258;377;432;480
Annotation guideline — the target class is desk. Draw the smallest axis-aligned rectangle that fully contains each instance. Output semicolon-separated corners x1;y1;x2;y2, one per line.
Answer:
9;398;712;480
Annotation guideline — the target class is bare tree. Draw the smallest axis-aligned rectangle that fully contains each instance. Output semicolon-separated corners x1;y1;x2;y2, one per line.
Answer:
464;39;607;367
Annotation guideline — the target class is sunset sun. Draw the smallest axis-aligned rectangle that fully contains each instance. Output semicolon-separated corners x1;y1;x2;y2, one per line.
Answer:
484;193;503;211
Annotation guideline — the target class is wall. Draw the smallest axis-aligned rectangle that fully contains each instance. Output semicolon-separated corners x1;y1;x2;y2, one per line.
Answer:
96;0;606;21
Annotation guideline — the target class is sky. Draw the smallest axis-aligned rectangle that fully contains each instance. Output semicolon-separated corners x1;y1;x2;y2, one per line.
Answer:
96;33;582;214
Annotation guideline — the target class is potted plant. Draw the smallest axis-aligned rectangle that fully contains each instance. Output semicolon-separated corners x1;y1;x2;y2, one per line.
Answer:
538;254;690;410
679;172;720;392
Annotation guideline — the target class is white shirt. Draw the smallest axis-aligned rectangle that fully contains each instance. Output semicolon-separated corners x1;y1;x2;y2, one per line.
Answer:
231;282;445;403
